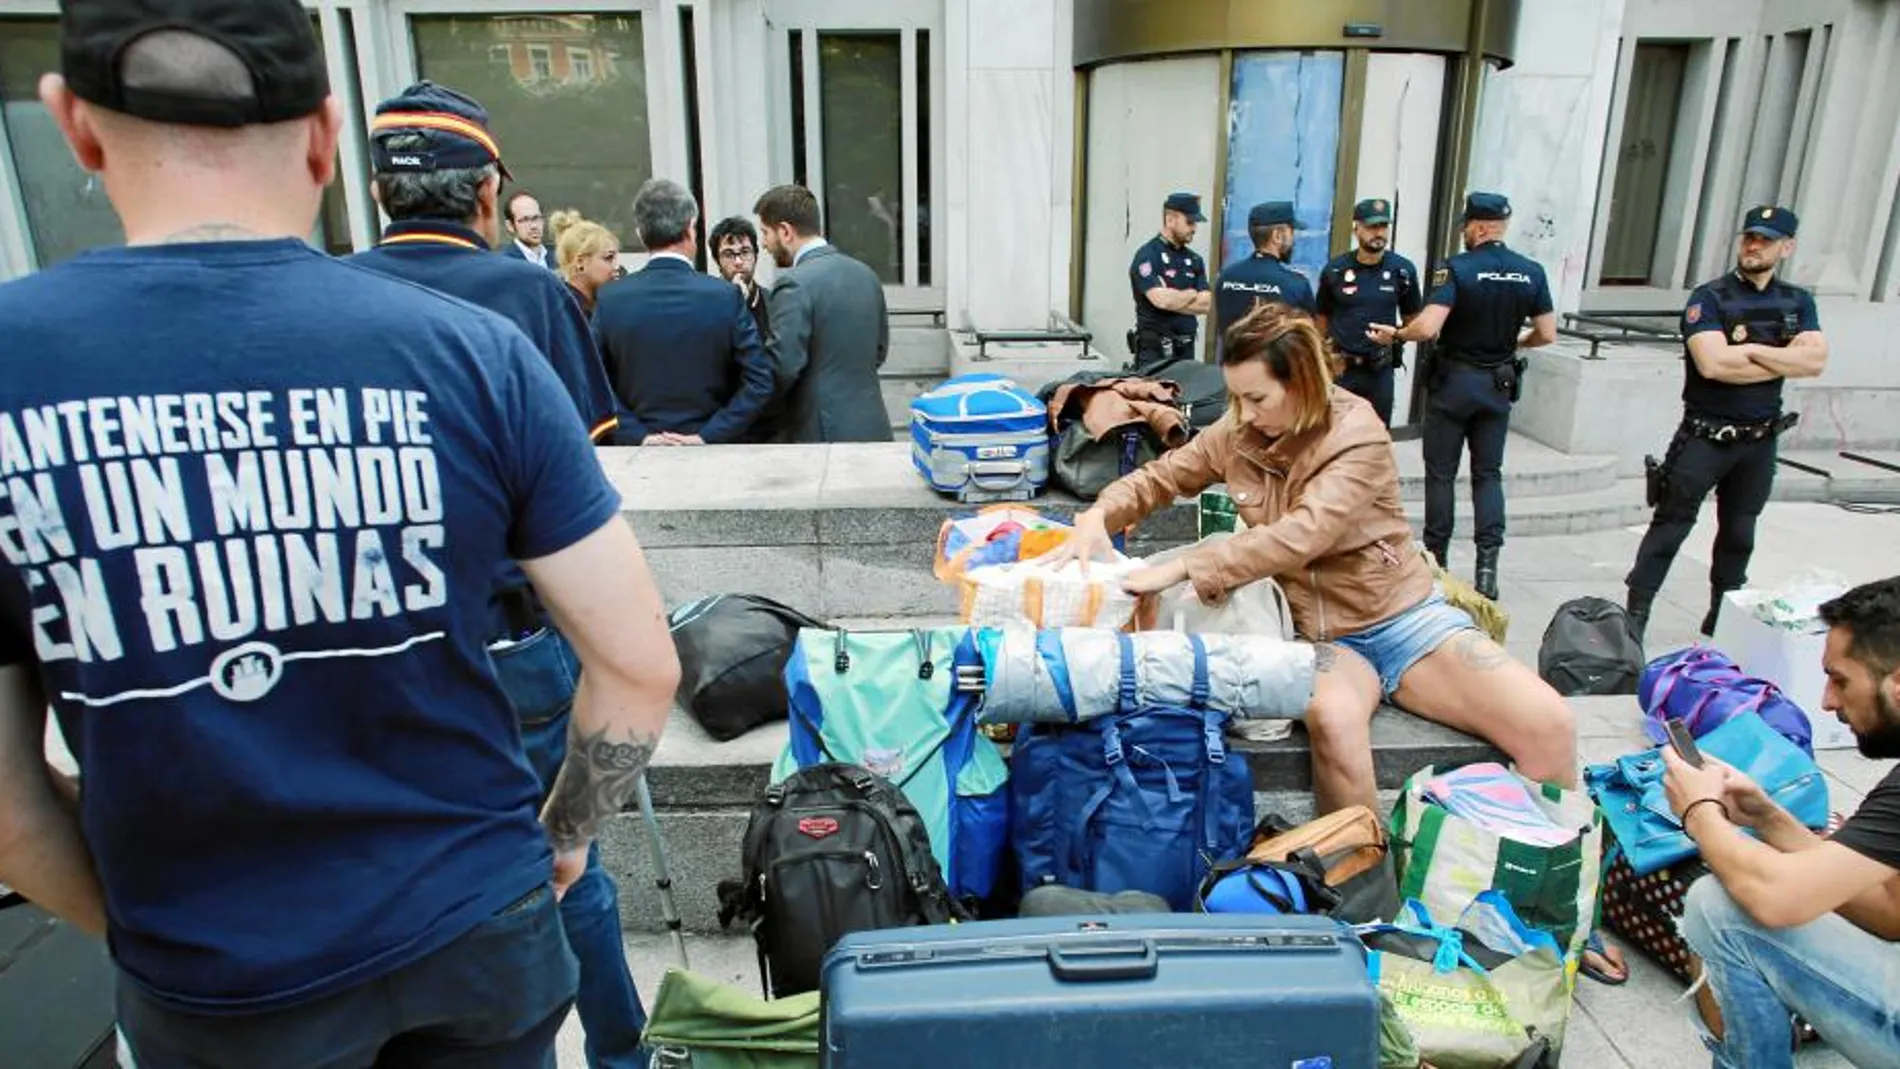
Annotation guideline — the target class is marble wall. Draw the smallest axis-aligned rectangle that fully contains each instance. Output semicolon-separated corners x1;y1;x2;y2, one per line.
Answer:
945;0;1076;331
1468;0;1628;314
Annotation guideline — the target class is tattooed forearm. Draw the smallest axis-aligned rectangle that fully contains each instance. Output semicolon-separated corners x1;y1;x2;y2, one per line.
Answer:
541;724;659;853
1452;632;1511;671
1313;643;1339;674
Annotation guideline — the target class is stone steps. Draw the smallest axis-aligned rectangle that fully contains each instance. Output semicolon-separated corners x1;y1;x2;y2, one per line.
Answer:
1401;478;1653;539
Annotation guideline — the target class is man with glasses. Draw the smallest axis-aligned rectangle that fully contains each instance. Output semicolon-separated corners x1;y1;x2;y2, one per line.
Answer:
504;190;556;270
711;215;771;344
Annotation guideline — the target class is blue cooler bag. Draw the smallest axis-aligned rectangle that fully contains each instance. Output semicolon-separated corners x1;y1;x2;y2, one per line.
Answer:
909;373;1049;503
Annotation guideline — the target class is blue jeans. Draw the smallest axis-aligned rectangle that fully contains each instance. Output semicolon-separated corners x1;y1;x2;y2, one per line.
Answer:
493;626;652;1069
1679;877;1900;1069
1333;590;1479;696
120;885;576;1069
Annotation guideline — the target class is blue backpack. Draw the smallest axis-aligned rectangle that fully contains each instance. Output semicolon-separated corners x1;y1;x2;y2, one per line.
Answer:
775;627;1008;902
1009;633;1255;910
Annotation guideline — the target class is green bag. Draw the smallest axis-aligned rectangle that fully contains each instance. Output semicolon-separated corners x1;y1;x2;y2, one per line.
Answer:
1390;765;1603;958
643;968;820;1069
1362;895;1574;1069
1051;420;1163;499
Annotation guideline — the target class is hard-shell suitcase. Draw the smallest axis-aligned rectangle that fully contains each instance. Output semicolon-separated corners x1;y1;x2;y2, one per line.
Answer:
909;374;1049;503
819;914;1380;1069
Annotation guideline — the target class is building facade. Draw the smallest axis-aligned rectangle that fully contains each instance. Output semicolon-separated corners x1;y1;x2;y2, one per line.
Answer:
0;0;1893;438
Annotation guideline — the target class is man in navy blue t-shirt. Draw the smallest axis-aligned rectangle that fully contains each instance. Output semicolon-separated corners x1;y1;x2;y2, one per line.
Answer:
350;81;651;1069
0;4;678;1067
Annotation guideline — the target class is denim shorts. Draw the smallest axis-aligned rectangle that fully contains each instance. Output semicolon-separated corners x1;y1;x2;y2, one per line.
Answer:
1332;590;1480;696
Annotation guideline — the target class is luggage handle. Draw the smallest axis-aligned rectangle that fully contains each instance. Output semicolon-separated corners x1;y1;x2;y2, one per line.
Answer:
1047;940;1159;982
969;461;1030;490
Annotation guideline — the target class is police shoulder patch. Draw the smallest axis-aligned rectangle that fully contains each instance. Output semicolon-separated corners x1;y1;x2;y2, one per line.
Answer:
1684;303;1702;324
1139;261;1153;278
1431;266;1450;287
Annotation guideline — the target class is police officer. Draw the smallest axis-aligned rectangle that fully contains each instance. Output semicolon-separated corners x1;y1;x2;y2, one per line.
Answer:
1214;200;1315;346
1369;192;1556;600
1316;197;1423;425
1128;191;1211;371
1624;206;1827;643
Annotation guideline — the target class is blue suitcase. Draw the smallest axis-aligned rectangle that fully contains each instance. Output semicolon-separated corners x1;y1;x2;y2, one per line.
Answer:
820;914;1380;1069
909;374;1049;503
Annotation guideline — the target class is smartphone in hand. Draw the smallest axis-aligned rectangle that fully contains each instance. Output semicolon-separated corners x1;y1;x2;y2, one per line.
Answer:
1665;718;1705;769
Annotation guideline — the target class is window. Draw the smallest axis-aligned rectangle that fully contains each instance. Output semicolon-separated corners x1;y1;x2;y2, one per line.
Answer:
818;32;904;284
413;15;651;250
0;16;356;266
1220;51;1344;280
569;48;595;84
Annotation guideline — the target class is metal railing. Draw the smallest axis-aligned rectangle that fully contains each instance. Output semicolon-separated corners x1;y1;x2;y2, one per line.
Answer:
965;312;1095;362
1556;309;1682;360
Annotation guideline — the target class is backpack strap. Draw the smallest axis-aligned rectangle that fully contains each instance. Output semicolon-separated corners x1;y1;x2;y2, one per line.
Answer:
1116;631;1139;713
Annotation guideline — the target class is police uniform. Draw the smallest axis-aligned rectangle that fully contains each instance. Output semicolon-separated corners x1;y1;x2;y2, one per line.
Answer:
1316;198;1422;426
1626;206;1819;639
1420;193;1553;594
1215;200;1315;347
1129;191;1210;369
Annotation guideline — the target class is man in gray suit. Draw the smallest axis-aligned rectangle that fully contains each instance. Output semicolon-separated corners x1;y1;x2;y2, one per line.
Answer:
754;184;893;443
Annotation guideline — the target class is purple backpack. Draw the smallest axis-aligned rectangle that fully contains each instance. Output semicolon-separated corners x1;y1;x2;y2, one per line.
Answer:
1639;647;1814;755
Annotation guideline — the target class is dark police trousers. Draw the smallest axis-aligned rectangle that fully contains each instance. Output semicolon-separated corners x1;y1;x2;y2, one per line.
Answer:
119;885;578;1069
1422;363;1513;553
1626;421;1779;598
1335;352;1396;426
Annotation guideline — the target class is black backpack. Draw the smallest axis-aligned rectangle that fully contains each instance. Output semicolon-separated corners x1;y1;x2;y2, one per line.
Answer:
1537;597;1643;697
717;763;965;998
668;594;827;741
1139;356;1229;433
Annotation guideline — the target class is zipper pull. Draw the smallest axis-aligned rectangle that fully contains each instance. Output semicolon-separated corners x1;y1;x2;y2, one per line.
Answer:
834;630;851;674
914;630;935;680
864;851;884;890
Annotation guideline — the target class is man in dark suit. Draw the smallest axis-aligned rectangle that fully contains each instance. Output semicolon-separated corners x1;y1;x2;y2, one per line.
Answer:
754;184;893;443
597;179;774;445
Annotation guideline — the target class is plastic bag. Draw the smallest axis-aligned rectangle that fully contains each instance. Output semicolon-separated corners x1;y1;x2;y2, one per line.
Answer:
933;506;1073;583
959;557;1144;630
1745;568;1850;633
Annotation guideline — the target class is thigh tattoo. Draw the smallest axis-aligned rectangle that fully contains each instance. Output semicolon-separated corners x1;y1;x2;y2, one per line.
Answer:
1450;631;1510;671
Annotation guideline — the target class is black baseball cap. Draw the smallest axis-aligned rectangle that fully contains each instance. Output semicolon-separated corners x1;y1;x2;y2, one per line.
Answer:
371;82;513;179
1741;205;1798;240
60;0;329;128
1463;192;1512;221
1353;198;1393;225
1163;192;1206;223
1248;201;1296;228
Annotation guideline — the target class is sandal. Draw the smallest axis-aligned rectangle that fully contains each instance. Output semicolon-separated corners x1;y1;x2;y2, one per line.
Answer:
1580;930;1629;986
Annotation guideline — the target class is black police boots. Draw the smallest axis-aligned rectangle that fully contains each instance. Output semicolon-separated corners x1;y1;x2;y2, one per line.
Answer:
1701;589;1733;638
1626;588;1655;646
1425;540;1449;571
1474;548;1500;602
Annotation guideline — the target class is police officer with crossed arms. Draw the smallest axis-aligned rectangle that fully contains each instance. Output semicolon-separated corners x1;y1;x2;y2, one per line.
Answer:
1368;192;1555;601
1214;200;1315;346
1624;205;1827;643
1127;192;1212;371
1316;197;1423;426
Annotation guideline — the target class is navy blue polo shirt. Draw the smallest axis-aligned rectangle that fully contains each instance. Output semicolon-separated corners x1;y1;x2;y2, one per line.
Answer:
1316;251;1423;357
1679;271;1820;421
347;221;619;442
1214;253;1315;341
1426;241;1553;366
1129;235;1208;339
0;239;622;1011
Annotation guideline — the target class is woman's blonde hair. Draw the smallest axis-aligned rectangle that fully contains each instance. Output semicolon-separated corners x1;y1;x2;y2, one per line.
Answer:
552;211;619;279
1220;301;1335;436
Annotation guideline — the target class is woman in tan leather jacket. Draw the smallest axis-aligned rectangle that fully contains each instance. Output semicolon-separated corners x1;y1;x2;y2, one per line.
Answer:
1052;303;1578;816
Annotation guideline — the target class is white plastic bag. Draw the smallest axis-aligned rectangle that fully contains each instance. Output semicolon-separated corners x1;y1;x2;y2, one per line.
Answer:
1143;534;1300;742
960;557;1144;630
1746;568;1851;633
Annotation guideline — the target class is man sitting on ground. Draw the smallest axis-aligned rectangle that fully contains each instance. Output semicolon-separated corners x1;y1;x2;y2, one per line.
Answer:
1665;574;1900;1068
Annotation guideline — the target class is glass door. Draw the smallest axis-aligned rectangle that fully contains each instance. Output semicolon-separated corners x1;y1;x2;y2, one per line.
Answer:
764;0;943;312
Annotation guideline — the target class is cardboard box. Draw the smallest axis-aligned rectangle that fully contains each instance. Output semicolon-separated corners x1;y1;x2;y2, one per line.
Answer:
1711;590;1854;750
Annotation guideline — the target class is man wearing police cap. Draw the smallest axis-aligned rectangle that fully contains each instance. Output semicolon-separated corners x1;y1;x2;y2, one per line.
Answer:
1128;191;1212;371
1624;205;1827;643
1214;200;1315;346
1369;192;1555;600
1316;197;1423;426
349;81;653;1069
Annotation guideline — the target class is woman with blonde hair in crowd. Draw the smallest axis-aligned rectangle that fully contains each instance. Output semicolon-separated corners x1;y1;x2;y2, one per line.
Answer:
551;209;620;315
